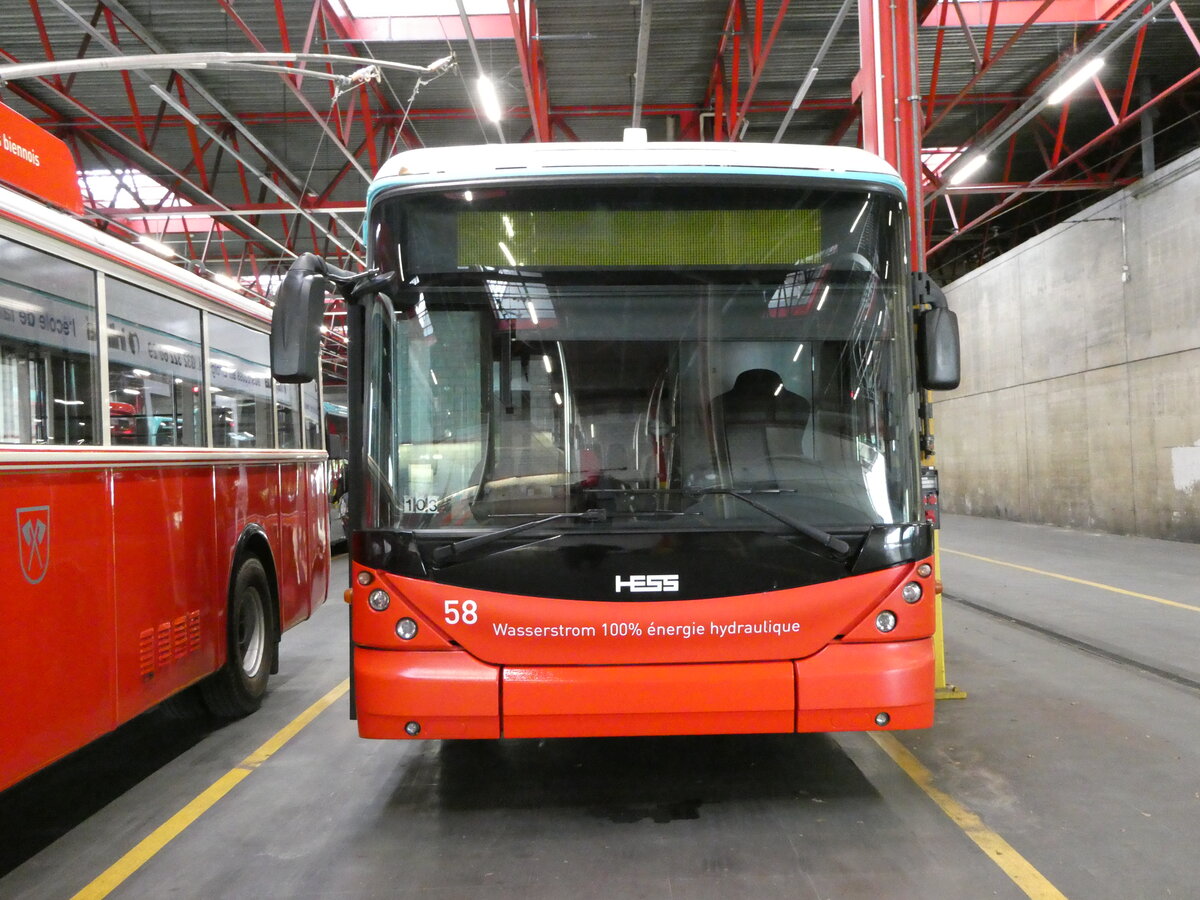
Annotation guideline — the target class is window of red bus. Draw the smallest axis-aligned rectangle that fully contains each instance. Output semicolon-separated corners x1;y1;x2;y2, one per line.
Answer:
208;317;273;448
0;235;99;445
105;278;204;446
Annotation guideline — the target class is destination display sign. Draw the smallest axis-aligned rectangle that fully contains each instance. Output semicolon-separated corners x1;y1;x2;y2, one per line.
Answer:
0;102;83;214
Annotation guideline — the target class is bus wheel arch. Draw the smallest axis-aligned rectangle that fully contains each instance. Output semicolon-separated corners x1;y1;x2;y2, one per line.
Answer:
201;531;280;717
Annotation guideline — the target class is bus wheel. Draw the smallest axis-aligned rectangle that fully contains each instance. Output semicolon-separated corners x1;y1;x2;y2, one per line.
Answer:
201;556;276;718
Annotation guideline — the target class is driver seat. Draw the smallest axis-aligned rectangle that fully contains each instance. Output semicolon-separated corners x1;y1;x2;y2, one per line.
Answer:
710;369;810;485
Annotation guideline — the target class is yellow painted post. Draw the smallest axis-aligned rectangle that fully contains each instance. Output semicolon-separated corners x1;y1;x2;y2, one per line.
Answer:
932;527;966;700
922;397;966;701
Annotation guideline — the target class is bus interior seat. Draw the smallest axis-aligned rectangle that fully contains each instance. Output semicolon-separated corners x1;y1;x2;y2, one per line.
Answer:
710;368;810;485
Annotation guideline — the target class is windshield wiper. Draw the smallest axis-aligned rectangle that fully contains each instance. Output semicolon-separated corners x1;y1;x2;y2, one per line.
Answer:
687;488;852;559
431;508;608;566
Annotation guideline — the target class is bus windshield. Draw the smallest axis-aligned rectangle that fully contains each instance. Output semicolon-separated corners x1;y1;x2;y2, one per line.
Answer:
362;180;920;536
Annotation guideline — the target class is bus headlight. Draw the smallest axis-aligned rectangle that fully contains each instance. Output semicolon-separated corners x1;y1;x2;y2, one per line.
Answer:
357;570;375;586
875;610;898;633
901;582;922;603
368;589;391;611
395;617;418;640
917;563;932;578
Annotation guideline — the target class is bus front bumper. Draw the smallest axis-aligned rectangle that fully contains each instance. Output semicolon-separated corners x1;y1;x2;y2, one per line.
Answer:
354;638;934;740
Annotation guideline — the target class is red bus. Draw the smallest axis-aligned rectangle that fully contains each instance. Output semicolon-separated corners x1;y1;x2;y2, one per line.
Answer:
0;104;330;792
273;139;958;741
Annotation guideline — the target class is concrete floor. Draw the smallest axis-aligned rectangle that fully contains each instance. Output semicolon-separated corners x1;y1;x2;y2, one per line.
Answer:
2;514;1197;899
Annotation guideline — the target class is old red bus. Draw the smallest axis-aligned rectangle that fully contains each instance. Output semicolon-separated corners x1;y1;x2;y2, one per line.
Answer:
0;103;330;791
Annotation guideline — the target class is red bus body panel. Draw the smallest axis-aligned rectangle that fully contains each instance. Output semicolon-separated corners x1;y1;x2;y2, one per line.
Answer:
352;560;936;740
1;451;330;791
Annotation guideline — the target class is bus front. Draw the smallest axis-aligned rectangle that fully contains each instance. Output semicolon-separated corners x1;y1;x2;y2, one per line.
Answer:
347;145;942;740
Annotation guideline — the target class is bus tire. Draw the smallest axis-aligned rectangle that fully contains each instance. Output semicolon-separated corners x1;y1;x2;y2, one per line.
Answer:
201;556;276;718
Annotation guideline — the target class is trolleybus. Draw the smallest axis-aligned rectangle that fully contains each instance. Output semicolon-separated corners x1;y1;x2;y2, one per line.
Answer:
272;138;958;740
0;102;331;791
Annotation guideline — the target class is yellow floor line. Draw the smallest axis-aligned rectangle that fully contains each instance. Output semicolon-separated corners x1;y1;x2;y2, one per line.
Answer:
871;732;1069;900
943;548;1200;614
72;678;350;900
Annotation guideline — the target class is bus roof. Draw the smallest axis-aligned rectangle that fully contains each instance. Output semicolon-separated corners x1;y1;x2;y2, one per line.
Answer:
0;180;273;326
372;141;905;194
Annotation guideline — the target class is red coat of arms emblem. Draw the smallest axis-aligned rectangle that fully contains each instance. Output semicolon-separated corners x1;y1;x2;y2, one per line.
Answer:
17;506;50;585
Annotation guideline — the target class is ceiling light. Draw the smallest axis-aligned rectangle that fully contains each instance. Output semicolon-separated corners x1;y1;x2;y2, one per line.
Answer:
477;75;503;122
1048;57;1105;105
948;153;988;185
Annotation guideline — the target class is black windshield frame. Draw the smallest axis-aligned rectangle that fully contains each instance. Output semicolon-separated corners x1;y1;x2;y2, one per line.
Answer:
357;175;921;542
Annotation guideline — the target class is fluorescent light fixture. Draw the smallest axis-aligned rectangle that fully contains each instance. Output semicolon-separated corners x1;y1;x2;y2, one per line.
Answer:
1048;57;1105;105
137;235;175;258
949;153;988;185
542;354;553;373
498;241;517;266
477;75;503;122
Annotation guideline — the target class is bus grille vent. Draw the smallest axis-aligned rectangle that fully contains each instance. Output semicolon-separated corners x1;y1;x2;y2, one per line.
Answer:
138;628;155;676
172;616;188;660
156;623;173;668
188;610;201;652
139;611;205;677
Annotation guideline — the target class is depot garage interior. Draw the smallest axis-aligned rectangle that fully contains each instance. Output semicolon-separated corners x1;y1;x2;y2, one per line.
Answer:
2;3;1200;899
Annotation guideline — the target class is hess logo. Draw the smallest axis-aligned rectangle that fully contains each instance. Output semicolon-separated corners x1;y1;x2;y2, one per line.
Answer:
614;574;680;594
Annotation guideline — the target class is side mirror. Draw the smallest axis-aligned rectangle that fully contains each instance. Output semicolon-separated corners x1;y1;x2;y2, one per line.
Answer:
918;306;961;390
271;253;328;384
911;272;961;391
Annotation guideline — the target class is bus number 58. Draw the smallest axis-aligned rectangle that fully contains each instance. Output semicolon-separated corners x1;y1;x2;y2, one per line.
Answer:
444;599;478;625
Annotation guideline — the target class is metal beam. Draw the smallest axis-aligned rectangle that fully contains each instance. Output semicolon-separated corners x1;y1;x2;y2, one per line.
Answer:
924;0;1057;138
0;49;303;266
631;0;652;129
773;0;853;143
36;0;366;262
729;0;792;139
857;0;923;259
508;0;551;142
931;0;1179;194
928;60;1200;255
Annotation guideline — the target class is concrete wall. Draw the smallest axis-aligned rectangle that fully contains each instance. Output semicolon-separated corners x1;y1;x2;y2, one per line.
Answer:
936;147;1200;542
